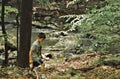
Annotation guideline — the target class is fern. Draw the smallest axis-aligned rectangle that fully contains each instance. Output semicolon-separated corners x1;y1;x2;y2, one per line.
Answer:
60;14;87;31
66;0;80;8
61;0;120;53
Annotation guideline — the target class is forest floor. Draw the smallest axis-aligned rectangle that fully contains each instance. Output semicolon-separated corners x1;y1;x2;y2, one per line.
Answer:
0;53;120;79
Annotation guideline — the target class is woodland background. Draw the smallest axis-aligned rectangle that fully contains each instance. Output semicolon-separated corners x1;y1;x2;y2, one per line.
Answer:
0;0;120;79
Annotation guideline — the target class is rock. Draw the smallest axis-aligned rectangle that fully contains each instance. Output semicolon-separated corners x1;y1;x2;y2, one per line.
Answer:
59;31;68;36
45;53;52;59
42;53;53;60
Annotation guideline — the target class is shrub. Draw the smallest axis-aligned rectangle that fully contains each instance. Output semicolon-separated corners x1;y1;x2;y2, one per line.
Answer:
61;0;120;53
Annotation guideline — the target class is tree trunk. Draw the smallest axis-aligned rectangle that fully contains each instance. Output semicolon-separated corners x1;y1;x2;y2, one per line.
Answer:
1;0;8;66
16;0;21;53
17;0;33;68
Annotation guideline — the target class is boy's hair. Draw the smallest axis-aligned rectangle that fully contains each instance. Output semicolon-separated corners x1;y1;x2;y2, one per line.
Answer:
38;32;46;39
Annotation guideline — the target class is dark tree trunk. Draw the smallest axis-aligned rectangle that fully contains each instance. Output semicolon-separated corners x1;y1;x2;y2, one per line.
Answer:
16;0;21;53
17;0;33;68
1;0;8;66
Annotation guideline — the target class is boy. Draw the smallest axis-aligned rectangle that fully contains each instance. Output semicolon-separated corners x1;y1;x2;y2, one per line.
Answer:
29;32;46;79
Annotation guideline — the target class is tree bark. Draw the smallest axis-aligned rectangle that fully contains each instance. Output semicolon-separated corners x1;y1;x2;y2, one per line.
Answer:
16;0;21;53
17;0;33;68
1;0;8;66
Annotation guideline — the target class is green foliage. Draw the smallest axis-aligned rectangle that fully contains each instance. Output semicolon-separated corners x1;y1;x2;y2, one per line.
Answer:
66;0;81;8
34;0;50;7
60;15;86;31
5;6;17;13
67;67;77;76
103;56;120;66
0;36;4;45
0;6;18;17
92;56;106;67
61;0;120;53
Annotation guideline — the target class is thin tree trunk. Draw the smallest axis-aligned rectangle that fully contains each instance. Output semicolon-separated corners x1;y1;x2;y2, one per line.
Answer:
1;0;8;66
16;0;21;52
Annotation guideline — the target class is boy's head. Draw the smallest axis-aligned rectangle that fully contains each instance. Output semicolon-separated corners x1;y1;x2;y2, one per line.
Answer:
38;32;46;42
